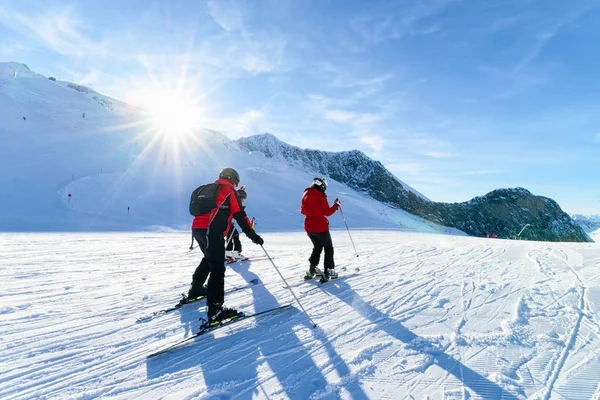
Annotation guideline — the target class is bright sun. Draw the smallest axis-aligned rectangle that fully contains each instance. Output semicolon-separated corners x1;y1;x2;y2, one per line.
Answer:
127;82;204;143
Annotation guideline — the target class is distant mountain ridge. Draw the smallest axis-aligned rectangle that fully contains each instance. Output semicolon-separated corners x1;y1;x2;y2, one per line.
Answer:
572;214;600;233
237;134;591;242
237;133;429;201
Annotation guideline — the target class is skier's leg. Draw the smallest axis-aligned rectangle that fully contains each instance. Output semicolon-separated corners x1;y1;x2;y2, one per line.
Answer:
233;229;242;253
206;234;226;312
205;233;242;322
307;232;323;267
189;229;210;298
320;231;335;270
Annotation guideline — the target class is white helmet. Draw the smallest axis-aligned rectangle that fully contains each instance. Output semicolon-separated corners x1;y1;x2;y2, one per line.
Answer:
312;177;327;191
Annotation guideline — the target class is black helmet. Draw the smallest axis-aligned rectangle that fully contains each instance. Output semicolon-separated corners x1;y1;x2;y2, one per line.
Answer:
238;188;247;199
219;167;240;186
312;177;327;192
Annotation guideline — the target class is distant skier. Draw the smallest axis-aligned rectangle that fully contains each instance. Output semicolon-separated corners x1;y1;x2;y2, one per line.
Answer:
491;232;497;239
225;187;250;262
301;177;341;282
187;168;264;326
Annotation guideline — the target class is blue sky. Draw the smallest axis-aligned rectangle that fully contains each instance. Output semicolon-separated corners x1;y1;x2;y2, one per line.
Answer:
1;0;599;214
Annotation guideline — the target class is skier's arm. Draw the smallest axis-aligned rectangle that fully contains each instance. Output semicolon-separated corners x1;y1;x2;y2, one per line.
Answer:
229;191;263;245
229;192;253;233
321;195;339;217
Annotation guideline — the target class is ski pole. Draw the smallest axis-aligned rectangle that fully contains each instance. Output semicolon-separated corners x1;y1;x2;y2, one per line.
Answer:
338;204;359;257
225;227;235;250
261;245;317;328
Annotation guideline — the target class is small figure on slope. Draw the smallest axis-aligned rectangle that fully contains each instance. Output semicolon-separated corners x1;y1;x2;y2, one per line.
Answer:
225;187;250;263
300;177;341;283
188;168;264;326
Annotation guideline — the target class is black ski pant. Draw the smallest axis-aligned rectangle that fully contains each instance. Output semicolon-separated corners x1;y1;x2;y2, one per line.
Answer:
192;228;226;307
226;226;242;252
307;231;335;270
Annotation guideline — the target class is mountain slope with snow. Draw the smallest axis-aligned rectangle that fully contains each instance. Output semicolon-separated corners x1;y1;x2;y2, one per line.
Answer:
0;62;455;235
237;133;429;201
239;134;591;242
2;231;600;399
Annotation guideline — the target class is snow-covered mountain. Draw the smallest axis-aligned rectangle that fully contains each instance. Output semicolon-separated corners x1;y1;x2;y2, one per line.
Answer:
238;134;591;242
572;214;600;232
0;62;456;235
237;133;429;201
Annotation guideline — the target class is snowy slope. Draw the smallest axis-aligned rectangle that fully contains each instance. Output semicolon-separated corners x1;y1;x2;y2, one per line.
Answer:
2;231;600;399
0;61;456;235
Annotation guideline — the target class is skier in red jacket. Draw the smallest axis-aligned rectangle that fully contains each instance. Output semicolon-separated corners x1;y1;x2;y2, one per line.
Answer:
188;168;264;325
301;177;341;282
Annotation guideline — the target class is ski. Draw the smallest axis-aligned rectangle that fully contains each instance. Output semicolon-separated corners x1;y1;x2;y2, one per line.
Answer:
227;256;269;264
136;278;259;323
300;267;360;295
147;304;294;358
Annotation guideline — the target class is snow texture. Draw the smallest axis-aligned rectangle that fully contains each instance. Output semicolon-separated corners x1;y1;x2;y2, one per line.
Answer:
2;232;600;399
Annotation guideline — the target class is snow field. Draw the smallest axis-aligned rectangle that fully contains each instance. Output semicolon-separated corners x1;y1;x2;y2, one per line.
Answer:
1;231;600;399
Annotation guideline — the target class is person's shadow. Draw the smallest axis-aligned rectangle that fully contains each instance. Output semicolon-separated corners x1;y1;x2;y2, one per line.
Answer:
313;278;520;400
227;260;371;399
146;260;370;399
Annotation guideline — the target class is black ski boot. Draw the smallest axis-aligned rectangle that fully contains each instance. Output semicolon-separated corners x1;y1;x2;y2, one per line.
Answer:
207;303;244;327
304;265;318;280
186;281;208;302
325;268;338;279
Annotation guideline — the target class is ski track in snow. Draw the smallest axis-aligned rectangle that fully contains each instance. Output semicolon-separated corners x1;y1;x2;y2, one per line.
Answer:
1;231;600;399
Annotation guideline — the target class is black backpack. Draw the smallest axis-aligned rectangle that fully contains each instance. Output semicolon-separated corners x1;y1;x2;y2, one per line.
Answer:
189;183;221;216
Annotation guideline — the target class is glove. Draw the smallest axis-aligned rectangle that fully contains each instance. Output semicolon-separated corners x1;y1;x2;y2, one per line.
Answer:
334;198;341;206
247;230;264;246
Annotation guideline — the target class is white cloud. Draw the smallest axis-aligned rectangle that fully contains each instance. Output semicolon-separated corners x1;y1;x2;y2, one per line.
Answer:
0;41;26;57
0;6;106;56
206;109;266;139
424;151;455;158
514;6;595;73
347;0;456;50
386;162;425;176
198;32;288;74
359;135;387;152
323;109;355;124
464;170;505;175
207;0;245;31
308;95;384;133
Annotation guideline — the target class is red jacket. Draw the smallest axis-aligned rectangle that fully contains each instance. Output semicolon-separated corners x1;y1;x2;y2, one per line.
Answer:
191;178;252;234
301;187;338;233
